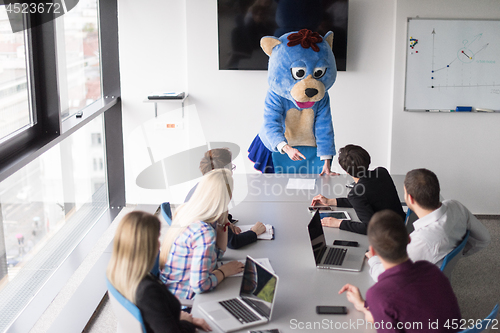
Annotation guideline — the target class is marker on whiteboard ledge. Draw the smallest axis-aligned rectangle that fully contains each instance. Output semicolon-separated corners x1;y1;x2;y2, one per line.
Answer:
475;108;495;113
455;106;472;112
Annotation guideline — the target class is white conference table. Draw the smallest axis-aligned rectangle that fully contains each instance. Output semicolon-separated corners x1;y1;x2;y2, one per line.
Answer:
230;173;406;204
191;173;404;333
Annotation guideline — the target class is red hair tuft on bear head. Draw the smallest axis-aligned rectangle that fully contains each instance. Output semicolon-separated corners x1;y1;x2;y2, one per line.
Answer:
287;29;323;52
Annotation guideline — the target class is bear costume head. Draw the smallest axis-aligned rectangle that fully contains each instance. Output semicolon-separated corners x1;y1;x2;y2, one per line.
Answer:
261;29;337;110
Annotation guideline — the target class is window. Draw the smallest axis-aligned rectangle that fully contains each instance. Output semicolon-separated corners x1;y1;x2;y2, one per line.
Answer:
56;0;101;119
0;0;123;330
0;7;33;142
0;115;108;331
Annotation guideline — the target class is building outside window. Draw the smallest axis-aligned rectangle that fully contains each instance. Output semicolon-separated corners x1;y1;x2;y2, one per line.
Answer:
57;0;101;119
0;6;33;142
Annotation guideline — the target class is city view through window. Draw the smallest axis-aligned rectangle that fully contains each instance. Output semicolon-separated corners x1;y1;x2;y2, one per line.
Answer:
0;6;32;142
0;1;105;330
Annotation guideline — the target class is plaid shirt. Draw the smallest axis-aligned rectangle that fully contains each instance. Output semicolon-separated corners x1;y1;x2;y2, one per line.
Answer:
160;221;225;299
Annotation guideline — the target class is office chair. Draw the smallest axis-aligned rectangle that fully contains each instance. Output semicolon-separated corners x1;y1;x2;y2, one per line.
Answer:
160;202;172;226
404;208;412;225
404;207;419;233
460;303;499;333
440;230;470;279
106;278;147;333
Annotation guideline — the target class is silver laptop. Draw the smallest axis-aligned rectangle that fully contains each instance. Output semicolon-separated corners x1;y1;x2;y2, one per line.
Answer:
308;210;365;272
198;256;279;332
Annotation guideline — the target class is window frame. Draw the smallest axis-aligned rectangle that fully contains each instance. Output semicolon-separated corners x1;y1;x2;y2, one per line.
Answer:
0;0;124;331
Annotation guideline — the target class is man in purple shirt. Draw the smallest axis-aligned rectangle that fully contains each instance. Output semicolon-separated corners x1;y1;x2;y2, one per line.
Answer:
339;210;461;332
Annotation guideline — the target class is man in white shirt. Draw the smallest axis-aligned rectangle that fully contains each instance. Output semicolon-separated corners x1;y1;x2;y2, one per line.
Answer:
367;168;491;281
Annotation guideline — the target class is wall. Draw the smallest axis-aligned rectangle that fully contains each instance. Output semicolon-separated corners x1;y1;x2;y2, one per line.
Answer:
118;0;397;204
390;0;500;213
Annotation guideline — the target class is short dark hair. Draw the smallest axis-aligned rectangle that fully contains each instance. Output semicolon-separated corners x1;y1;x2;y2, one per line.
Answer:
338;144;371;178
368;210;408;263
404;169;440;210
199;148;232;175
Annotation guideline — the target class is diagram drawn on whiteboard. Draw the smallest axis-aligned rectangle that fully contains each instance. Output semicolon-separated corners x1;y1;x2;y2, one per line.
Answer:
405;19;500;111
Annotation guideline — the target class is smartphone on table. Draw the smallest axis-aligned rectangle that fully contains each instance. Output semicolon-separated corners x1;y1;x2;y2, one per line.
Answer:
333;240;359;247
316;305;348;314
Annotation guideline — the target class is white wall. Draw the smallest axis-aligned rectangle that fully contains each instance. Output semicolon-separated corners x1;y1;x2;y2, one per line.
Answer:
390;0;500;214
119;0;397;204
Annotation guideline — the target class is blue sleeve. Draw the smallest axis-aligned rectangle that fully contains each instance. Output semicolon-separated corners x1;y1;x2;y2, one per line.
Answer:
313;93;336;157
259;91;287;152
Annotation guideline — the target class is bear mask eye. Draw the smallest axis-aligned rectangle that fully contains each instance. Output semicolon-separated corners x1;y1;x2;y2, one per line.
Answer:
291;67;307;80
313;67;327;79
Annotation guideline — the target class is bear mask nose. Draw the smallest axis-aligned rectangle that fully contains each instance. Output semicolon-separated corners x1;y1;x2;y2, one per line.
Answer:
305;88;318;98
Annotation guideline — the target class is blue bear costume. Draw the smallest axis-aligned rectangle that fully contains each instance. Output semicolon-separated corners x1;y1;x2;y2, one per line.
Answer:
248;29;337;173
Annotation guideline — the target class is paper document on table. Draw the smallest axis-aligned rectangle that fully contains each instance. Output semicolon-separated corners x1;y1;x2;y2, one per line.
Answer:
286;178;316;190
216;258;274;277
238;224;274;240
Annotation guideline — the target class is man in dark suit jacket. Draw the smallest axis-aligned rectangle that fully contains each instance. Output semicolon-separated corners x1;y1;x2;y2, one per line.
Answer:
311;144;405;235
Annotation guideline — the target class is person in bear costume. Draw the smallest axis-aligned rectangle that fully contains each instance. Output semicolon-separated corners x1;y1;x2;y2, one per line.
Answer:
248;29;337;175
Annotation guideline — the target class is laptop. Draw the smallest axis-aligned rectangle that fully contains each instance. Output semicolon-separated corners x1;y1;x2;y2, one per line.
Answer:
308;210;365;272
198;256;279;332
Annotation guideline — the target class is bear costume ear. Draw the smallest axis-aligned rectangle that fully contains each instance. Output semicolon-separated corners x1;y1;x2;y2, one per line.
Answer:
324;31;334;48
261;37;282;57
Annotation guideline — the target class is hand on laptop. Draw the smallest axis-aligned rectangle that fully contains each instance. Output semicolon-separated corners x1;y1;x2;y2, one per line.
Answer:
311;194;337;207
180;311;192;322
251;222;267;235
193;317;212;331
321;217;342;228
219;260;245;277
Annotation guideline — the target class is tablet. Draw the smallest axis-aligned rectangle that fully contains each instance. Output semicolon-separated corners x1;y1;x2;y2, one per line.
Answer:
319;211;351;220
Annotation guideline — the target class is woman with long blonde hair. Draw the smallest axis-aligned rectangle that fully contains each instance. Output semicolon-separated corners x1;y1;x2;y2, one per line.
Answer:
160;168;244;300
107;211;211;332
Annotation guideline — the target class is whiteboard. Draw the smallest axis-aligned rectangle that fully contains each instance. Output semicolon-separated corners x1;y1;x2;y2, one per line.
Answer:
405;18;500;111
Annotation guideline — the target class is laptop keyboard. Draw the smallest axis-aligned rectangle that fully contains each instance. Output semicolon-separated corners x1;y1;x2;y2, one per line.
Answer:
324;247;347;266
219;299;260;324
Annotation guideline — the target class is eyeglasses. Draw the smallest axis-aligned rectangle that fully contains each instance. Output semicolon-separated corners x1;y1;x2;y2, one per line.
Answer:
231;164;236;171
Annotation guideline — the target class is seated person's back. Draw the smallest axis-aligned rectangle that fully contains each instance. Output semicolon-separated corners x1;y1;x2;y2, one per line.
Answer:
184;148;266;249
312;145;405;235
340;210;461;332
367;168;491;281
107;211;211;333
160;169;244;300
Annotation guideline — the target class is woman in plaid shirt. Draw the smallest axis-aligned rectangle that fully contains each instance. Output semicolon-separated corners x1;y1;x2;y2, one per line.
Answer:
160;169;244;300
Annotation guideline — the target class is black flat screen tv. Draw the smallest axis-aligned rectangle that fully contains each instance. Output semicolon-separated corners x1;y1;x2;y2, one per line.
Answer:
217;0;348;71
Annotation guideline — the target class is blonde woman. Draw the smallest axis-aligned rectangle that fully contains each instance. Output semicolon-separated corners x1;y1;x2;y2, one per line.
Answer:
107;211;211;332
160;169;244;300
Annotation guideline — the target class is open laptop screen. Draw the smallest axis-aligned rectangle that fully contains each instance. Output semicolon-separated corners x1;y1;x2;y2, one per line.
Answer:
308;210;327;264
239;257;277;319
